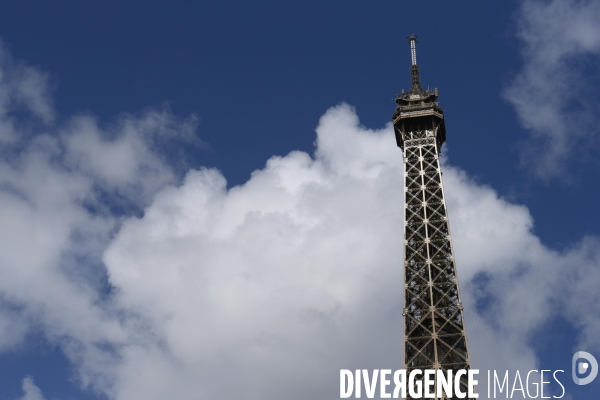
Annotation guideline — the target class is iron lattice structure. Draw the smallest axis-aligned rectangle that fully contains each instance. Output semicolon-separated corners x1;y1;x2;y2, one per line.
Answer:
392;36;475;399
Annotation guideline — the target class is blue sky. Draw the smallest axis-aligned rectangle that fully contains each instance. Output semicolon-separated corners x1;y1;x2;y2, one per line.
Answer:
0;1;599;399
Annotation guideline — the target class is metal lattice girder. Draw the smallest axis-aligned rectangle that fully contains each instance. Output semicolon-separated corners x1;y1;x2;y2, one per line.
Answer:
392;37;475;399
401;135;474;399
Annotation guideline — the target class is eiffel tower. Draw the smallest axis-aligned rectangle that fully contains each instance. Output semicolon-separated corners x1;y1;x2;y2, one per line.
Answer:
392;36;475;399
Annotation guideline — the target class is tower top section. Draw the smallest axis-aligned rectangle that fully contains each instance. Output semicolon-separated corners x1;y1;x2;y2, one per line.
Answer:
408;35;423;94
394;35;440;108
392;36;446;151
405;35;427;95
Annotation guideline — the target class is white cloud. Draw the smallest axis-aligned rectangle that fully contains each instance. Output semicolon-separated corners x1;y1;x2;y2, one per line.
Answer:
100;104;600;399
102;106;407;399
0;40;54;144
504;0;600;179
0;42;202;396
62;109;199;207
16;377;47;400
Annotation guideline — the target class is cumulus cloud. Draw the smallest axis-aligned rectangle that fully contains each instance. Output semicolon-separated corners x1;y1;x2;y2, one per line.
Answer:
102;106;406;399
100;104;600;399
0;33;599;400
504;0;600;179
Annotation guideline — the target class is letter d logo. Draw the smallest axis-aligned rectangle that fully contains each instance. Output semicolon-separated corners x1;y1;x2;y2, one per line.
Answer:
572;351;598;385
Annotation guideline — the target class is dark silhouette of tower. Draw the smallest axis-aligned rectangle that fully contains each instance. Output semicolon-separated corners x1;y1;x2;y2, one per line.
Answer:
392;36;474;399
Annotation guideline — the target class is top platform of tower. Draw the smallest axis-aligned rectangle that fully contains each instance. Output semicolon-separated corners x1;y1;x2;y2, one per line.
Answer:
393;89;444;123
392;35;447;151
